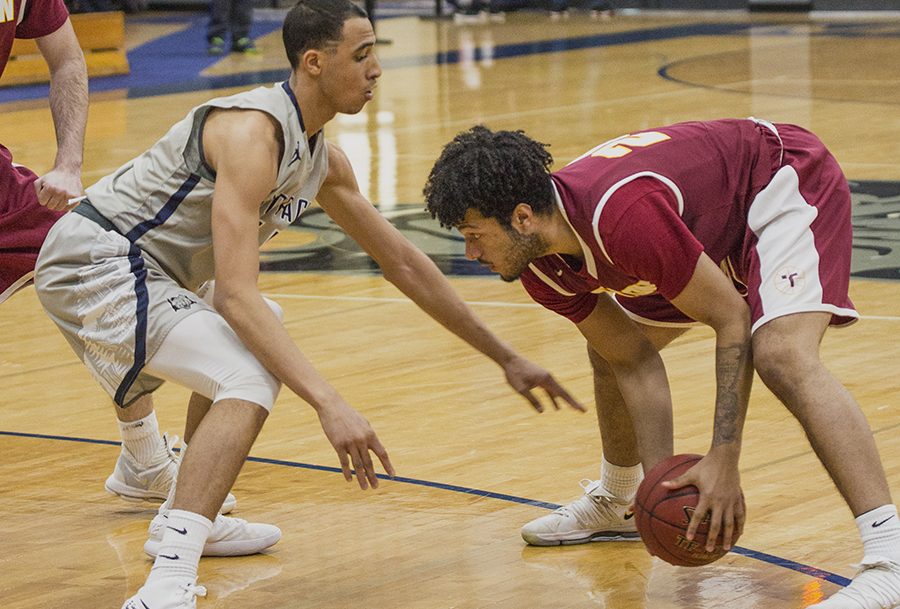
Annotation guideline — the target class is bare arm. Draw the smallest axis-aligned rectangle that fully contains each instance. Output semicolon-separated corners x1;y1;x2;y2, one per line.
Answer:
34;19;88;210
316;144;584;414
664;252;753;550
576;293;675;466
205;110;393;489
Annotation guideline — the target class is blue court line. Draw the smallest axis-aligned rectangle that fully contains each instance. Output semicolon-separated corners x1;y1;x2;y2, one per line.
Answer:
1;428;851;587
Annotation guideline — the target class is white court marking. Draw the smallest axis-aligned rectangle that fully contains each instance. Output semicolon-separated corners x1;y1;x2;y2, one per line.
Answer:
264;292;900;321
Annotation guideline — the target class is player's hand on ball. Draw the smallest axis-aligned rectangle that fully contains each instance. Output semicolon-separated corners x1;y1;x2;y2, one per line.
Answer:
502;355;586;413
317;400;395;490
661;447;745;551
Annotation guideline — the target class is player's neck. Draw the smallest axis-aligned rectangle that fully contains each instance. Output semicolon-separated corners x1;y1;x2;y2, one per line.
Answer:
289;75;335;138
546;205;585;259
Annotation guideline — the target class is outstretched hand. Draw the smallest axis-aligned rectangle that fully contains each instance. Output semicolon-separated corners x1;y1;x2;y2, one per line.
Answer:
502;355;586;413
317;400;395;490
661;448;745;551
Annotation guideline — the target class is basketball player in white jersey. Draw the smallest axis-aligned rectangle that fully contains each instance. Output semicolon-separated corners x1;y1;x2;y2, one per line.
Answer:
34;1;582;607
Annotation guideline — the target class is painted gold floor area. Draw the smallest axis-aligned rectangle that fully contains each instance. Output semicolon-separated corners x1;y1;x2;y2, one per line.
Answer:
1;8;899;609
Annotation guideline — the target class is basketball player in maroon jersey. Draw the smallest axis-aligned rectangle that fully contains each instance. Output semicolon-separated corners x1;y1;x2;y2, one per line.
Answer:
0;0;201;514
1;0;85;303
425;119;899;609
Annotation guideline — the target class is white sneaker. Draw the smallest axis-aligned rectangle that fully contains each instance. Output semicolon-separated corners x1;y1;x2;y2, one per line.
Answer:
105;433;237;514
145;512;282;557
521;479;639;546
808;556;900;609
121;579;206;609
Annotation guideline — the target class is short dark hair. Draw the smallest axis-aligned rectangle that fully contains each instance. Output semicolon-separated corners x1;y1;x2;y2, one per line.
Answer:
283;0;368;69
424;126;556;229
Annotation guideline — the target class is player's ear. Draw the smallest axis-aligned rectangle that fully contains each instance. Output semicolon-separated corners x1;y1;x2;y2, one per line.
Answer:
512;203;535;234
301;49;324;76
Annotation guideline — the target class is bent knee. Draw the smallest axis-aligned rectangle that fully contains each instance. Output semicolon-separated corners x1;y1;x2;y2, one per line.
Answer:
752;339;823;398
145;310;283;412
214;369;282;412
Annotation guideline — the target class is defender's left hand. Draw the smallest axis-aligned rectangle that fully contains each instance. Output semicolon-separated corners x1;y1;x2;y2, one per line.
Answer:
503;355;586;414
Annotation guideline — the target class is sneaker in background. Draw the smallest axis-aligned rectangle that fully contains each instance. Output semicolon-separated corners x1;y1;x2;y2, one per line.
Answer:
232;37;259;54
105;433;237;514
207;36;226;56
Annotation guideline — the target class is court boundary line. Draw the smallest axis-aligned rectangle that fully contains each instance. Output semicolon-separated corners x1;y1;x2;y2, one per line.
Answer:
1;429;851;588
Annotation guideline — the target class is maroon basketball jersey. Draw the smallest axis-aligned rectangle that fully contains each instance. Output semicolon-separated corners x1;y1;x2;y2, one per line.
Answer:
1;0;69;77
521;119;785;323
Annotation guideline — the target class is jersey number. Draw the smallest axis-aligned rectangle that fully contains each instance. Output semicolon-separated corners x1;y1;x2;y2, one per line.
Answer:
586;131;671;159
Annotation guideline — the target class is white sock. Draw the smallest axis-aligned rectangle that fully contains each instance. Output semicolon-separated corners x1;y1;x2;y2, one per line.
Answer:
858;504;900;562
146;510;212;585
599;455;643;501
118;412;164;466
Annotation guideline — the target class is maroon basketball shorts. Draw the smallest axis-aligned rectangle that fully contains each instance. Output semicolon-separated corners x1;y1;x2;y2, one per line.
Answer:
0;144;65;303
616;124;858;333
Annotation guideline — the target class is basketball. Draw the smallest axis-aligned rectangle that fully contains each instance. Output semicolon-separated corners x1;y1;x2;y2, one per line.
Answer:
634;454;740;567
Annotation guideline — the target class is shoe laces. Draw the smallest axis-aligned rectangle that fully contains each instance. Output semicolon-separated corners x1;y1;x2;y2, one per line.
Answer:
161;433;181;463
831;556;900;608
213;514;249;538
554;479;623;527
177;581;207;607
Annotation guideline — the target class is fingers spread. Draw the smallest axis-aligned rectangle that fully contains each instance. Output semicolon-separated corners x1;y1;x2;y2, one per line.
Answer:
371;437;396;478
349;446;370;490
519;389;544;413
685;497;708;542
661;474;690;490
337;450;352;483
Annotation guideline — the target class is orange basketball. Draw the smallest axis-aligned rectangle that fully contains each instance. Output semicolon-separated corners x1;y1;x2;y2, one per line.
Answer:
634;454;741;567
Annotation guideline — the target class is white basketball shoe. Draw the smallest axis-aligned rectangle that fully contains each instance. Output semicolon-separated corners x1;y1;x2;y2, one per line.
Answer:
105;433;237;514
145;511;282;557
808;556;900;609
121;579;207;609
521;479;640;546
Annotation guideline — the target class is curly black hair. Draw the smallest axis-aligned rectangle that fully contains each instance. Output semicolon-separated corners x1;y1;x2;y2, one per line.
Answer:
424;126;556;229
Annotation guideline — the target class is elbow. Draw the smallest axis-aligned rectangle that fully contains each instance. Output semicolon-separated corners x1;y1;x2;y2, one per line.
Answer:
212;287;244;323
379;251;419;288
717;306;752;345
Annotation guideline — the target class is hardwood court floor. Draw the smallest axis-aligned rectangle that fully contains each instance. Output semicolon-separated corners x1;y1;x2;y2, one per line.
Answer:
1;8;899;609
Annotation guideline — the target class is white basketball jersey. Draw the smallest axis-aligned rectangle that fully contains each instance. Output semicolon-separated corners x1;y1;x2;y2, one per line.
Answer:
85;81;328;290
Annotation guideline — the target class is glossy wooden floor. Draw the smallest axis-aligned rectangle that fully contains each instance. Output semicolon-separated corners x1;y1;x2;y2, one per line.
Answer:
2;9;899;609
